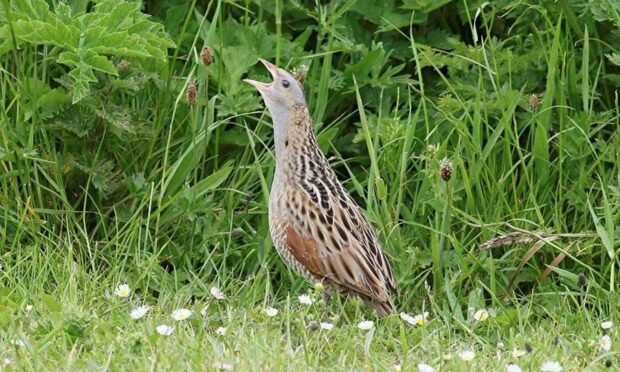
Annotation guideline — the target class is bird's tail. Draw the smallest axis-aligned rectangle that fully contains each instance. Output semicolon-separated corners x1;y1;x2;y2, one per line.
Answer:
366;298;396;317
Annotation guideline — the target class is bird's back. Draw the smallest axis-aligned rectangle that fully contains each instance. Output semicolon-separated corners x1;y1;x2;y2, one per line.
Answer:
268;105;398;315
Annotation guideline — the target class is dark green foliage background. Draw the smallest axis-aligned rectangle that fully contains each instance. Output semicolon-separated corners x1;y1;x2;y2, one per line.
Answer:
1;0;619;314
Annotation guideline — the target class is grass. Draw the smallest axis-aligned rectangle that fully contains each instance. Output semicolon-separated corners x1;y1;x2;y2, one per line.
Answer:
1;0;620;370
2;244;619;370
3;243;619;371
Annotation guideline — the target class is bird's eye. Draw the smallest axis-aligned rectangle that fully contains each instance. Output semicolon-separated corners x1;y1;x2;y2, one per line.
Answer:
282;80;290;88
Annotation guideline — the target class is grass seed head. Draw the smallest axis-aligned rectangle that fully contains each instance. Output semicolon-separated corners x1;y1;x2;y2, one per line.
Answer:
187;83;197;106
308;320;319;330
578;272;586;287
440;157;453;181
292;64;308;85
529;94;539;111
201;46;213;66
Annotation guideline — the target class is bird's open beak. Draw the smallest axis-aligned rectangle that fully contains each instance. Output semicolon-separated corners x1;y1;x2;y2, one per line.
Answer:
244;58;278;92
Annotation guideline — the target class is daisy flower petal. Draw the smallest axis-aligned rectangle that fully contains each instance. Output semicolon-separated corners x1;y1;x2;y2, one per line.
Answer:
156;324;174;336
459;350;475;362
210;287;225;300
298;294;314;305
357;320;374;330
216;326;227;336
171;308;193;321
320;322;334;331
417;363;435;372
265;307;278;317
400;312;429;326
512;349;526;358
599;335;612;351
540;361;562;372
11;338;25;347
213;362;234;371
473;309;489;322
114;284;131;298
130;305;149;320
601;321;613;330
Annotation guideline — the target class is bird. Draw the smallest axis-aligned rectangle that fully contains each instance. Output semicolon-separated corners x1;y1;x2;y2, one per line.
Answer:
244;59;399;316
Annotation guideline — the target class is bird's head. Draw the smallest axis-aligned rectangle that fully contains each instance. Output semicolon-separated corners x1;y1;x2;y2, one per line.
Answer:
244;59;306;120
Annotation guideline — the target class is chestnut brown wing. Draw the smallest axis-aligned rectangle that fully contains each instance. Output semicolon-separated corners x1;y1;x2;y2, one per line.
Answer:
284;195;395;303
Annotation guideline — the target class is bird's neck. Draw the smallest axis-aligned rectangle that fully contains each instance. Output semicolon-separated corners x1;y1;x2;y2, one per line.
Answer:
270;104;292;157
272;104;314;161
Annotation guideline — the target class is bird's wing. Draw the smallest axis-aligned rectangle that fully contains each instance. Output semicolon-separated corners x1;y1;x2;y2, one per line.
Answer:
284;179;398;303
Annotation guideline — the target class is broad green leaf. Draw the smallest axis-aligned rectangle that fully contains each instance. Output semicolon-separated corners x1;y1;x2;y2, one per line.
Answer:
42;294;62;312
588;198;614;259
0;0;174;102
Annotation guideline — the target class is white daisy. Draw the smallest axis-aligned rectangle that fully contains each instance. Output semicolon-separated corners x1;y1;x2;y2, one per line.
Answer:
265;307;278;317
497;341;505;348
506;364;522;372
25;304;33;313
601;321;613;330
400;311;429;326
392;364;401;371
156;324;174;336
201;307;208;317
216;326;227;336
512;349;526;358
459;350;475;362
320;322;334;331
400;312;415;324
298;294;314;305
358;320;374;330
473;309;489;322
114;284;131;298
210;287;225;300
417;363;435;372
540;361;562;372
130;305;149;320
171;308;192;321
3;358;11;366
11;338;25;347
600;335;612;351
214;362;234;371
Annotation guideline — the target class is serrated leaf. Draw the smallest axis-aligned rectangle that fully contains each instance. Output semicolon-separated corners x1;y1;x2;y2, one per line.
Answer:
1;0;174;102
605;53;620;67
82;51;117;75
10;0;50;20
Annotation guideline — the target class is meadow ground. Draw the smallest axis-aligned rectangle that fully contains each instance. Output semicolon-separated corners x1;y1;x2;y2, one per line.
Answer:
1;247;619;371
1;0;619;370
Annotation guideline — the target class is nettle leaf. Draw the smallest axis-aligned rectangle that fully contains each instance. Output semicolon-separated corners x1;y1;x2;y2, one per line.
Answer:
0;0;174;103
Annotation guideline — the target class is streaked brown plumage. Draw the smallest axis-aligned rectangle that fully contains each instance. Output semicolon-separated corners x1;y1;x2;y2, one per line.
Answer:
245;59;398;316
